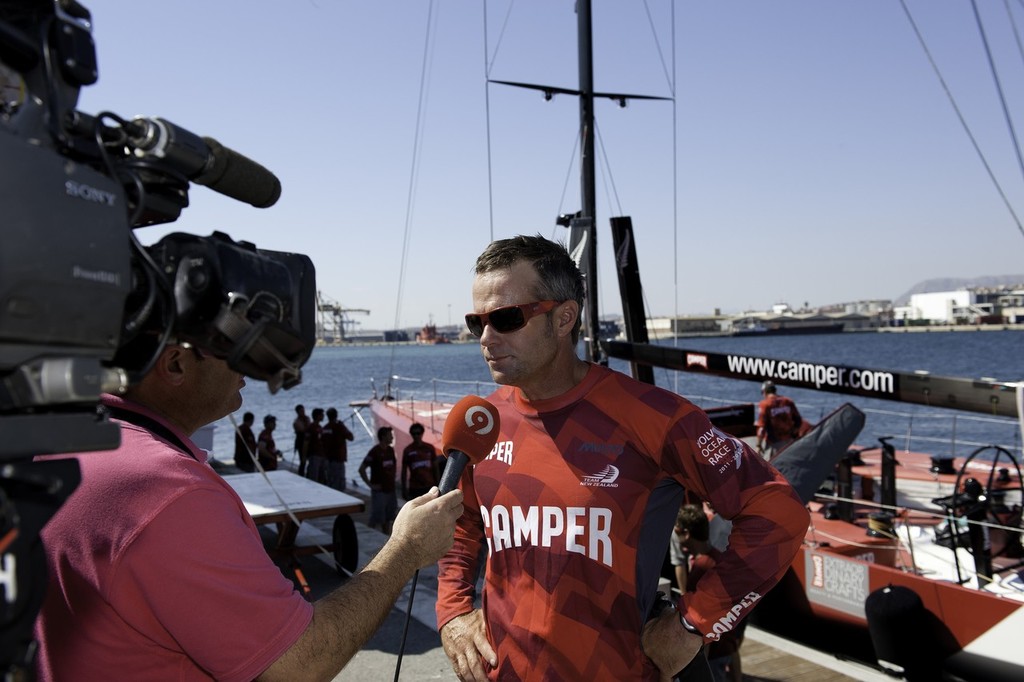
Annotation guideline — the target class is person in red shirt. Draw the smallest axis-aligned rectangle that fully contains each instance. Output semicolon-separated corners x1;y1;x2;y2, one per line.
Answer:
322;407;355;491
402;422;439;500
257;414;283;471
359;426;398;533
437;235;808;681
755;380;803;457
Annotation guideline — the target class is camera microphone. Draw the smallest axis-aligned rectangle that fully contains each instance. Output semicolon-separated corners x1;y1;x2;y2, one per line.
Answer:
439;395;501;494
126;117;281;208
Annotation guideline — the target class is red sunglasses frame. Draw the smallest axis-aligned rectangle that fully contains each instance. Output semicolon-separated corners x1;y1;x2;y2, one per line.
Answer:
464;300;561;337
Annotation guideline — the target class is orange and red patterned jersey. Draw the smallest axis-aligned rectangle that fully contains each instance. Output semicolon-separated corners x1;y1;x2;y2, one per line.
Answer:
436;363;809;680
757;394;802;444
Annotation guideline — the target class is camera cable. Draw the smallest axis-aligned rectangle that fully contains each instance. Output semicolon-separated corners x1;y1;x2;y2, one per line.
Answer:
393;568;421;682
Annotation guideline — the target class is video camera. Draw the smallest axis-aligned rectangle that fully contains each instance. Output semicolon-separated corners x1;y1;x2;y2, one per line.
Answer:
0;0;317;671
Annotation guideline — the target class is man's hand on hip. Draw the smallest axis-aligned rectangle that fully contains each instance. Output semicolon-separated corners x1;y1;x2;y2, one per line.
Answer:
440;609;495;681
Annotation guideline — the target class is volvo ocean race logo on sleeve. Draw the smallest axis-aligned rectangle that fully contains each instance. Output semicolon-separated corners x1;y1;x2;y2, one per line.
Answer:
697;427;744;475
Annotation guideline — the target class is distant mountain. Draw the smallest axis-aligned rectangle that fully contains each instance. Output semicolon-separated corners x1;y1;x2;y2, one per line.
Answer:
895;275;1024;305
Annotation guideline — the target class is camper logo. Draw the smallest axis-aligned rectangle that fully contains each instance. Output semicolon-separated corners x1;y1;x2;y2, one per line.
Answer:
686;353;708;369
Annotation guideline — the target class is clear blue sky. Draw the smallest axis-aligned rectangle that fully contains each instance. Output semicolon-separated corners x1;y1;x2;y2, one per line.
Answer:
77;0;1024;332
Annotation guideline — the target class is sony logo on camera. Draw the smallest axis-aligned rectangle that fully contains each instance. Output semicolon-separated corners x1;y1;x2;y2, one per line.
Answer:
71;265;122;287
64;179;117;206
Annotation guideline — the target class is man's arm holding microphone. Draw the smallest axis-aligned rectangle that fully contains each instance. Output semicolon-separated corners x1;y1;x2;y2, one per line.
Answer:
259;487;464;681
253;398;503;681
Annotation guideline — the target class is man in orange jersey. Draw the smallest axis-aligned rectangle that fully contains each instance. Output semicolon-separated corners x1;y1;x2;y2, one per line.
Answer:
437;235;809;681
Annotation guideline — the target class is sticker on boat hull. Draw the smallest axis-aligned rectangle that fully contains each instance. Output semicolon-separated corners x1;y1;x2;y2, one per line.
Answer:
805;550;870;620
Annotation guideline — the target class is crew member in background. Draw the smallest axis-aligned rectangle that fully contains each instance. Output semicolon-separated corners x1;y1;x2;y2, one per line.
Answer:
359;426;398;534
33;340;464;679
402;422;439;500
305;407;326;483
436;235;808;681
257;414;283;471
233;411;258;472
322;407;354;491
292;403;311;476
671;504;746;682
755;380;803;457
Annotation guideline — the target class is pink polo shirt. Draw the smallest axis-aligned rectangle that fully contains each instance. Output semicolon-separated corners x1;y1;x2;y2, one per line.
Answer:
34;395;313;681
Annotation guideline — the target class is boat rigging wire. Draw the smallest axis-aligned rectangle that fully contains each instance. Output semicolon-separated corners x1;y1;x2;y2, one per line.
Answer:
643;0;675;97
1008;0;1024;67
388;0;440;384
555;134;582;229
970;0;1024;209
391;5;441;675
484;0;517;75
899;0;1024;239
667;0;681;395
637;0;681;392
595;125;620;218
482;0;516;243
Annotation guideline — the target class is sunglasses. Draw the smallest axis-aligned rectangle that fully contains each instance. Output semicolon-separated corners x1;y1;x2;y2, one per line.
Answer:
465;300;561;338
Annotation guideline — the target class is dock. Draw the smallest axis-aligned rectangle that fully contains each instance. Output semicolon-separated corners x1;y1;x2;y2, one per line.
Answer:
741;627;887;681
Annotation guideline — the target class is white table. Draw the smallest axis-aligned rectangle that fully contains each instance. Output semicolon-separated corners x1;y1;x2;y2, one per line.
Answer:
223;470;365;576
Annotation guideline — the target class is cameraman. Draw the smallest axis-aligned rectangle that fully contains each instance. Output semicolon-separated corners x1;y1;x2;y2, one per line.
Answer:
33;342;464;680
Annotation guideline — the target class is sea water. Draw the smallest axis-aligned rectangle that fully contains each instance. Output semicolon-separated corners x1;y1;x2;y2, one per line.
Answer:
212;343;495;483
211;330;1024;485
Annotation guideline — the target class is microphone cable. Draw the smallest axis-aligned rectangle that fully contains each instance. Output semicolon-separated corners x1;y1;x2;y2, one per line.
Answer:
393;568;421;682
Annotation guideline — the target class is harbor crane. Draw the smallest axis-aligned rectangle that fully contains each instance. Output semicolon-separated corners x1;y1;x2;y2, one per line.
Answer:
316;290;369;344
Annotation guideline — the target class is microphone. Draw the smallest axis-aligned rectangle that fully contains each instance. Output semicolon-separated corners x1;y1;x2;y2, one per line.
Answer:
126;117;282;208
438;395;500;494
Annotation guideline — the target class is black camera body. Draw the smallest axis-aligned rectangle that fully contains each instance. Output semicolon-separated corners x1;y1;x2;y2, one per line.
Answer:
0;0;316;670
1;0;317;445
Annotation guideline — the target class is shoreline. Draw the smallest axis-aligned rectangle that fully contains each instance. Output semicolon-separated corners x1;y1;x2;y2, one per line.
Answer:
321;324;1024;346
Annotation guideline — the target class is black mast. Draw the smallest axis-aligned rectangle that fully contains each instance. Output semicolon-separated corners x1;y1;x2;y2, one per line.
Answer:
489;1;668;366
576;0;601;364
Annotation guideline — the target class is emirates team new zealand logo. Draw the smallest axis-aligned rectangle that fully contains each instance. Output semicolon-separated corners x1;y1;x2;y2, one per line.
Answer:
581;465;620;488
